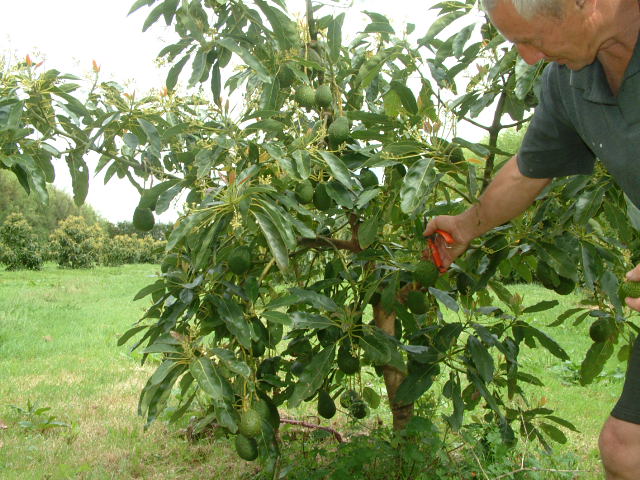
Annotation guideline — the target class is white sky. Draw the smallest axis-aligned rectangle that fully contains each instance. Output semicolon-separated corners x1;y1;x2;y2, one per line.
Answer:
1;1;480;223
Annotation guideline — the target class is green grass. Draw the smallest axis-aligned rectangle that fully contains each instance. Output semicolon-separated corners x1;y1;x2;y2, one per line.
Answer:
0;264;253;480
0;265;632;479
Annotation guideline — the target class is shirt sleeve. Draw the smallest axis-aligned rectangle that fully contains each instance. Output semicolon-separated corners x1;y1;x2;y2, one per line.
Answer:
517;64;596;178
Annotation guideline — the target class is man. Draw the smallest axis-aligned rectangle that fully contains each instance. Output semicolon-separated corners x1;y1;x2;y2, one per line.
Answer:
424;0;640;478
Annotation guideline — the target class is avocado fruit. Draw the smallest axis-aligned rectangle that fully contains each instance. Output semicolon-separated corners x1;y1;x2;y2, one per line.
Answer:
294;85;316;109
314;85;333;108
238;408;263;438
317;389;336;419
235;434;258;461
413;261;439;289
133;207;155;232
406;290;428;315
328;116;349;146
228;246;251;275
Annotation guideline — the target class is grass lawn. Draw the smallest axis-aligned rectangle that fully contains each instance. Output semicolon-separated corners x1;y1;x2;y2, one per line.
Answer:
0;264;634;479
0;264;254;480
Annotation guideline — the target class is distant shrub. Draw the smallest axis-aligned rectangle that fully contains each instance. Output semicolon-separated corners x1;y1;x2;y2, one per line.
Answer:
100;234;166;266
137;236;166;264
49;216;104;269
101;235;141;266
0;213;44;270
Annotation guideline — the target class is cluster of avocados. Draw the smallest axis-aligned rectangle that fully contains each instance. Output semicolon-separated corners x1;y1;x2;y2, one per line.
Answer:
234;400;280;461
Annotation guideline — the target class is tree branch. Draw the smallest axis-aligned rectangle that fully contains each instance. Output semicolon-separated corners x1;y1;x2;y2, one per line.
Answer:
280;417;344;443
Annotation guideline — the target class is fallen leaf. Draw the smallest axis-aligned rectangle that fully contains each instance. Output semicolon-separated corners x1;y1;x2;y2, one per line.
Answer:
43;336;53;342
0;419;8;430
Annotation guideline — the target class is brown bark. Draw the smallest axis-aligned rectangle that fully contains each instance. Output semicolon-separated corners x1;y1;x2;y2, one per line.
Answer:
373;302;413;431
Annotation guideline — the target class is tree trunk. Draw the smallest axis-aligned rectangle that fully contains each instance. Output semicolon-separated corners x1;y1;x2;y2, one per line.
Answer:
373;303;413;430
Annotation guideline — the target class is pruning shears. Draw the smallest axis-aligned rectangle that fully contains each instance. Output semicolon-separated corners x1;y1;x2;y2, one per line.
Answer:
424;229;454;273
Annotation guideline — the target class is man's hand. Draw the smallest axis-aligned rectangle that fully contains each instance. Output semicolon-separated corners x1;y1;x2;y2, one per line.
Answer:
624;264;640;311
423;216;472;271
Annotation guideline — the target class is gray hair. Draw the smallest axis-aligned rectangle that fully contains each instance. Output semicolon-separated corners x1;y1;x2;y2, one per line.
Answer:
481;0;566;19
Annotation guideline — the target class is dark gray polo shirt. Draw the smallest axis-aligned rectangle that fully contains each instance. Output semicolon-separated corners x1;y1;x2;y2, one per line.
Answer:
518;36;640;208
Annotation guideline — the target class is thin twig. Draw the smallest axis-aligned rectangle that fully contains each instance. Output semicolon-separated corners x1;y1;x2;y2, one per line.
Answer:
280;418;344;443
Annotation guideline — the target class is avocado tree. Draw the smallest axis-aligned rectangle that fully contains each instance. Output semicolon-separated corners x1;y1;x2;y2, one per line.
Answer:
113;0;631;466
2;0;637;472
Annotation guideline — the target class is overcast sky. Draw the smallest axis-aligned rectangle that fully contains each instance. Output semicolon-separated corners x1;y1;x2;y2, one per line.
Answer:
1;1;468;223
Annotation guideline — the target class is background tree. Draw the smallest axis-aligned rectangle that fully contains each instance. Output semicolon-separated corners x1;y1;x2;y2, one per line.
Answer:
48;216;105;269
0;212;44;270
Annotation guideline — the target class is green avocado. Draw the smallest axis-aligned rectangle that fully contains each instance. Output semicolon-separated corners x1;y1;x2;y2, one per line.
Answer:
238;408;263;438
235;434;258;461
328;116;349;146
349;399;368;419
132;207;155;232
314;84;333;108
339;388;359;408
553;276;575;295
295;180;314;204
228;246;251;275
413;261;439;289
358;168;378;188
589;318;613;343
406;290;428;315
294;85;316;109
317;390;336;419
337;343;360;375
536;261;558;290
313;182;333;211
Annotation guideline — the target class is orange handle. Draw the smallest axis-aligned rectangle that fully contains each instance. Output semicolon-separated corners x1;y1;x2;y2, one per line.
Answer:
427;229;454;273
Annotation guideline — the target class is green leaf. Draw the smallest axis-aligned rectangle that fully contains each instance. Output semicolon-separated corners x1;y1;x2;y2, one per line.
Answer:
580;340;614;385
188;48;208;88
118;325;148;347
523;300;559;314
358;217;378;249
189;356;234;402
291;312;333;330
129;0;155;15
215;37;270;82
395;364;439;405
212;348;251;378
400;157;436;214
428;287;459;312
212;297;252;349
142;1;166;31
515;57;540;100
133;280;166;301
419;11;465;46
539;422;568;444
521;324;569;361
327;13;345;64
253;209;289;273
390;81;418;115
137;118;162;158
261;310;293;326
289;288;338;312
65;152;89;206
360;331;393;365
254;0;298;50
319;151;356;190
468;336;494;384
289;345;336;408
362;387;381;409
166;55;190;91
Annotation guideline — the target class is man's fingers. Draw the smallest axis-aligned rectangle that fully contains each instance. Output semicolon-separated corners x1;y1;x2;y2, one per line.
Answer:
626;297;640;312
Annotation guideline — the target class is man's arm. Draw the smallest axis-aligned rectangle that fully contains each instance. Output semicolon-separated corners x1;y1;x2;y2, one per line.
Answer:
424;155;551;268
